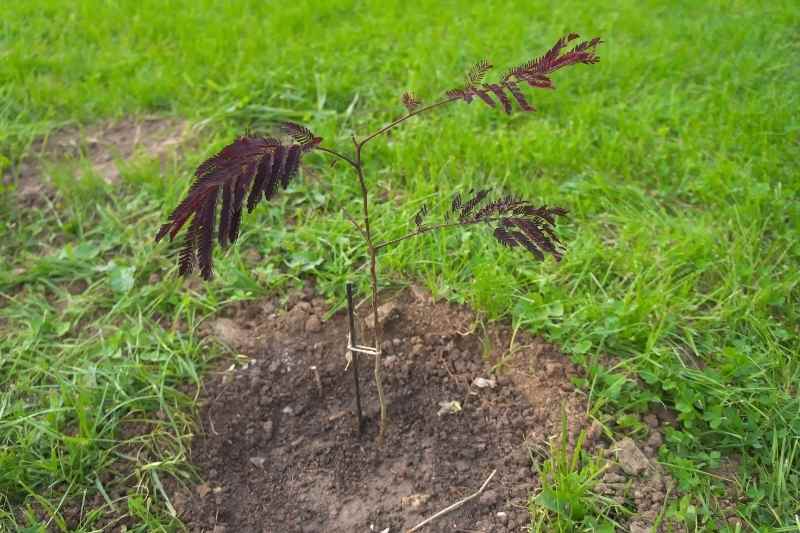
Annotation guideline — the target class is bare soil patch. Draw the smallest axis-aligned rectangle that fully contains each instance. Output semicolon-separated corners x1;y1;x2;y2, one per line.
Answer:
3;116;189;205
174;286;677;532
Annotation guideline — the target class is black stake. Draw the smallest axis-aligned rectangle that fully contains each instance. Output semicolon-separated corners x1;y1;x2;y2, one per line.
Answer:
346;282;364;433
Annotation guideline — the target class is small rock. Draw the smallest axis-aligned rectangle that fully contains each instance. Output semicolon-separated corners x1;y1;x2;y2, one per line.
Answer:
644;414;659;428
646;430;663;449
602;471;625;483
400;493;430;510
472;376;497;389
172;491;187;515
364;301;402;329
249;456;266;469
544;362;562;377
261;300;275;314
629;521;652;533
211;318;249;350
383;355;399;369
282;406;294;415
305;315;322;333
495;511;508;523
616;437;650;476
437;400;461;416
586;420;603;443
286;303;310;333
196;483;211;498
213;526;227;533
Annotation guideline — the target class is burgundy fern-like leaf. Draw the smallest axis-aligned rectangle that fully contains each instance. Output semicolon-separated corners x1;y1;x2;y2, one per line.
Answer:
218;182;233;247
466;59;493;87
451;192;462;213
197;194;217;279
459;189;490;219
485;84;513;114
402;92;422;112
473;195;527;220
503;81;535;112
493;226;518;248
413;204;429;229
266;144;287;200
178;215;201;276
447;33;601;113
280;122;323;150
503;33;602;85
512;230;545;260
445;87;472;102
282;144;302;189
156;134;318;278
473;88;496;108
247;151;274;212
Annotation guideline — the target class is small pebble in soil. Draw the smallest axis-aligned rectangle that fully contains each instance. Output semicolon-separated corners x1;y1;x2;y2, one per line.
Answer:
305;315;322;333
249;456;266;468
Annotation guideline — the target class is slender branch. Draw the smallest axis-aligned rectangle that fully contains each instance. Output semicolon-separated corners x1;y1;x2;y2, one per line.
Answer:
406;469;498;533
352;141;388;445
357;96;459;149
316;145;358;170
374;216;507;251
342;209;369;242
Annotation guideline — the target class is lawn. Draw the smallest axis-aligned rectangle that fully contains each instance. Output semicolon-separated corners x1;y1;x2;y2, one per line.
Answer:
1;0;798;531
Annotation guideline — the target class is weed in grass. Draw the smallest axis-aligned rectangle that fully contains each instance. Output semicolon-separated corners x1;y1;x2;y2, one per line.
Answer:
528;416;623;532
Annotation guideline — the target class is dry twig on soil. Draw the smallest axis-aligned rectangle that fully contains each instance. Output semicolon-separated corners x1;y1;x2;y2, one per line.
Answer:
406;468;498;532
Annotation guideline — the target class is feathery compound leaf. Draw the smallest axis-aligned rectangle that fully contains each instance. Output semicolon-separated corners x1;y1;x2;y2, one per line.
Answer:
282;144;302;189
503;81;535;112
485;84;513;114
247;151;274;212
412;204;429;229
280;122;322;150
447;33;601;113
450;192;462;213
156;135;316;278
466;59;493;87
439;190;569;261
493;226;518;248
459;189;490;219
503;33;602;85
401;92;422;112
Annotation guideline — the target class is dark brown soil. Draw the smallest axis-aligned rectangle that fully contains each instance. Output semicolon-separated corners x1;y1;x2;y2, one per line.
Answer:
173;286;677;533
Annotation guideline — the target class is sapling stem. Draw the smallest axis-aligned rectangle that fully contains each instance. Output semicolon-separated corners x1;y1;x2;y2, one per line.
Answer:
345;282;364;434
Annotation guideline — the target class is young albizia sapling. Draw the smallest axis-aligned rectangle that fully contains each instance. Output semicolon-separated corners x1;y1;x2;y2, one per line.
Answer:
155;32;602;442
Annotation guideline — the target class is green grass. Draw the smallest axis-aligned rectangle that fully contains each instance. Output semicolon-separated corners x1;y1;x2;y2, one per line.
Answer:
1;0;799;530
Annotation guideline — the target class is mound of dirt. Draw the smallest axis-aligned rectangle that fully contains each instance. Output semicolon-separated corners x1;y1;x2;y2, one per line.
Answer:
173;286;678;533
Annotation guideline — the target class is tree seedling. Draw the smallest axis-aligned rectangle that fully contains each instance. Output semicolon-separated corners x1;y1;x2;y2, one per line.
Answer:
155;32;602;442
